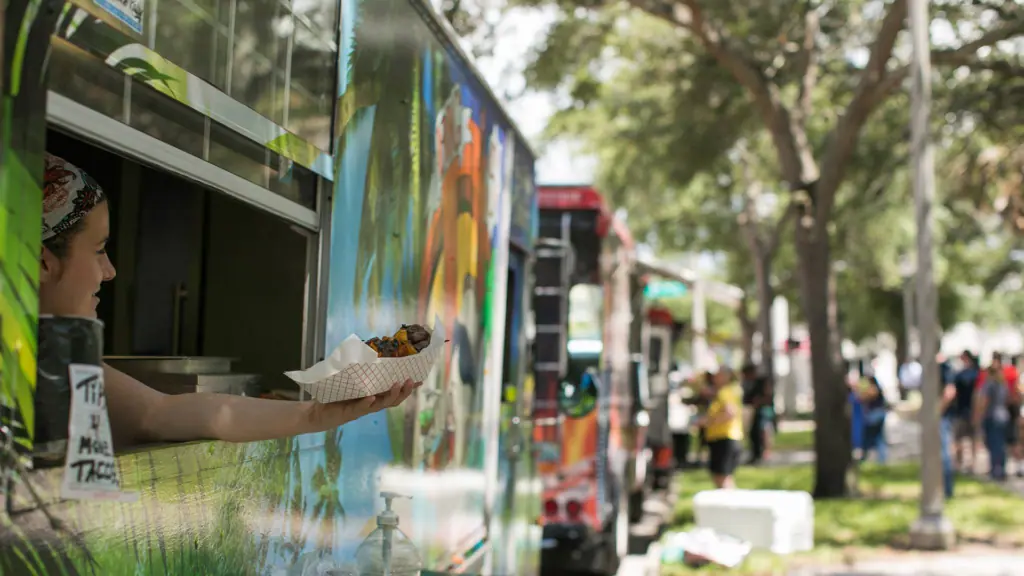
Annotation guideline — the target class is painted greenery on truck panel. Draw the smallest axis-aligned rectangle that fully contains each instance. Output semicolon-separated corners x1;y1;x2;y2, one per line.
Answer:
2;0;59;460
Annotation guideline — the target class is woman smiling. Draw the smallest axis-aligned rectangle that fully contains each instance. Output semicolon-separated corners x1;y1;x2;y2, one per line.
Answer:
39;153;419;449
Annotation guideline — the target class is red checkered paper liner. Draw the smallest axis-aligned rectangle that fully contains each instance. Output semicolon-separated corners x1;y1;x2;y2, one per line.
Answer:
284;317;444;403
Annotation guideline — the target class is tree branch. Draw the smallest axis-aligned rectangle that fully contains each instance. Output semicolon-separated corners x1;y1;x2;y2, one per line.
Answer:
738;164;765;258
767;201;797;256
681;0;816;186
625;0;814;186
832;152;908;226
816;4;1024;229
933;16;1024;65
796;3;820;123
814;0;908;228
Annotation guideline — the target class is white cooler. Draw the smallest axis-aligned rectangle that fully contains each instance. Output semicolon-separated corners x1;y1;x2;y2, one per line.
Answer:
692;489;814;554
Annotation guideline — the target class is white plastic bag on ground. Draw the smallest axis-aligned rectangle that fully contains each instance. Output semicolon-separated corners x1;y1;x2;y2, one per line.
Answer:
661;528;752;568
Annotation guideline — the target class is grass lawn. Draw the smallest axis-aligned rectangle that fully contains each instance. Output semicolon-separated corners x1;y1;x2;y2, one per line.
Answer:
662;462;1024;575
771;428;813;452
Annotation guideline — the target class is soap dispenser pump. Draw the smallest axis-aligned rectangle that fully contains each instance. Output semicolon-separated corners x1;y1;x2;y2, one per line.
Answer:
354;492;422;576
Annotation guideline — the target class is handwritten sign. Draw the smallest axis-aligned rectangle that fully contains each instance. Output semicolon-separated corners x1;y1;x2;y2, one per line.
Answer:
61;364;137;502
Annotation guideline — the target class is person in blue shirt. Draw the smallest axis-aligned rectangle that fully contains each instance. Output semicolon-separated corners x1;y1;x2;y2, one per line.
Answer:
855;367;888;464
848;366;865;457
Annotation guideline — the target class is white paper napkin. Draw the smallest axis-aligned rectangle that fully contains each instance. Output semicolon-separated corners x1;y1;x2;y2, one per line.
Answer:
284;317;445;403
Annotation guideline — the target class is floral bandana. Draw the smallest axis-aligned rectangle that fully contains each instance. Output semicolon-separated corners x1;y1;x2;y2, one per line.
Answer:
42;153;105;242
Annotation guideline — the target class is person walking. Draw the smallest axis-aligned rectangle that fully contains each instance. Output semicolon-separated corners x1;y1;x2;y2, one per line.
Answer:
938;353;957;498
698;368;744;489
952;351;980;472
691;372;716;466
849;372;866;460
975;364;1010;481
994;354;1024;476
745;374;775;464
740;364;765;464
855;369;889;464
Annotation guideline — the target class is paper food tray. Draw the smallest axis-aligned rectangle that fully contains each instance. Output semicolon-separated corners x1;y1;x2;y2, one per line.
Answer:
284;318;445;403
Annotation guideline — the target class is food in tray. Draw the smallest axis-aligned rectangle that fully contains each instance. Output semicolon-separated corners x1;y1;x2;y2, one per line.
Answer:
364;324;432;358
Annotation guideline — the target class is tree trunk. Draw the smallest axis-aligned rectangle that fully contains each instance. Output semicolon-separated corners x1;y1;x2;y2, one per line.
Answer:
753;252;776;380
895;321;908;368
738;297;756;364
827;268;844;368
795;225;851;499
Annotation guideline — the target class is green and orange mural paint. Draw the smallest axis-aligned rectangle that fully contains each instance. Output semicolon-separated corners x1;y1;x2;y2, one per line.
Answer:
2;0;61;462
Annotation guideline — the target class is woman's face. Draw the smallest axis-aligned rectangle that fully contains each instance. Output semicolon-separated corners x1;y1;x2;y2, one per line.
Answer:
39;203;116;318
714;370;729;387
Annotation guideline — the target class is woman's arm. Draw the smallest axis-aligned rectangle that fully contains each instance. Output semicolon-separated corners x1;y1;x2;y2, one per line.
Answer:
103;364;417;447
940;383;956;413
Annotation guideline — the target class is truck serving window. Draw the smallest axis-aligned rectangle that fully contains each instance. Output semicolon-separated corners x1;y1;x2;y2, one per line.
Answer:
44;129;315;451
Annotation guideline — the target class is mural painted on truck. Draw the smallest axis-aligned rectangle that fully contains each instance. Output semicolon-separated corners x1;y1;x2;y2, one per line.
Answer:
490;251;541;576
2;0;535;575
509;140;538;251
1;0;54;462
323;0;521;565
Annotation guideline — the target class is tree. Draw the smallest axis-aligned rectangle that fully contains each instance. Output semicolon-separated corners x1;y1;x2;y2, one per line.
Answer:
467;0;1024;497
535;17;798;377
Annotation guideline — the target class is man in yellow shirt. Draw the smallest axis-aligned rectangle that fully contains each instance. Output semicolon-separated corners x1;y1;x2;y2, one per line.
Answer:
700;368;745;488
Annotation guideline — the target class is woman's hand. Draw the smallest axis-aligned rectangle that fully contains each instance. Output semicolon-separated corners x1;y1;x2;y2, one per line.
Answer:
303;379;421;430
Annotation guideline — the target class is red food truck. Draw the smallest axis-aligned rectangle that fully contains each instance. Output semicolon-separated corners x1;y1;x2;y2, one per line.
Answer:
533;185;651;576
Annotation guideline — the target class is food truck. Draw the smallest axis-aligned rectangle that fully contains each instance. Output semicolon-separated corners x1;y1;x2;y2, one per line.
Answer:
0;0;542;574
533;185;649;576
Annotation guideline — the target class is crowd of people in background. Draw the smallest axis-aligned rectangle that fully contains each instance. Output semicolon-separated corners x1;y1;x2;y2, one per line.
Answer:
854;351;1024;498
943;351;1021;485
680;351;1024;495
